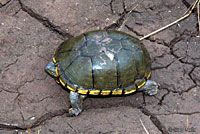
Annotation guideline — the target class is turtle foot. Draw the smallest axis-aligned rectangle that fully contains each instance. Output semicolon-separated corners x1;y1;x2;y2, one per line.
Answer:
69;108;82;116
142;80;160;96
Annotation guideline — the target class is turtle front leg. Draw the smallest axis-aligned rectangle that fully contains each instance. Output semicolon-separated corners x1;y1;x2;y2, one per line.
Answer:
69;91;86;116
141;80;159;96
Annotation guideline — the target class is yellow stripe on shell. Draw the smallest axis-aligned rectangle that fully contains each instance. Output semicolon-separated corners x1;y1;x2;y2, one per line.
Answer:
53;57;56;63
56;80;60;84
89;90;100;95
53;49;57;56
124;88;136;95
147;71;151;79
67;85;76;92
137;80;146;89
136;71;151;89
59;78;66;87
78;89;88;94
55;67;59;77
112;89;122;95
101;90;111;95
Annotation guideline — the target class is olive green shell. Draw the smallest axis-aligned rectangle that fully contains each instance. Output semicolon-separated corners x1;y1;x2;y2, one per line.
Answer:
53;30;151;95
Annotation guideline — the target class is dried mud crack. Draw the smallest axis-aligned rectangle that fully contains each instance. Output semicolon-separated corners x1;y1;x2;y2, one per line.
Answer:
168;31;199;94
104;12;126;30
157;89;170;106
156;111;200;116
138;106;169;134
0;124;26;131
0;109;68;131
169;30;199;66
186;66;198;91
105;0;134;30
125;24;144;37
18;0;73;40
0;0;12;8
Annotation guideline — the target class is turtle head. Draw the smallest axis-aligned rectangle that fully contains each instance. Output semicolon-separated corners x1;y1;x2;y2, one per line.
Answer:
45;61;57;78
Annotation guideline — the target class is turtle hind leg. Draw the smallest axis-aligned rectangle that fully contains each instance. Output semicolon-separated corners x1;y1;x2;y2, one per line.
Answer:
69;91;86;116
141;80;159;96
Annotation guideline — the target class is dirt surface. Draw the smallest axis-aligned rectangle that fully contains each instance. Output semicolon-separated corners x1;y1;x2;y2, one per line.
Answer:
0;0;199;134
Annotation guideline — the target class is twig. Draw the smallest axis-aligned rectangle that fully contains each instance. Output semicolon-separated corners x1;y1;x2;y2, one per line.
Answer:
140;0;200;40
28;125;31;134
197;0;200;32
140;118;150;134
183;0;196;15
38;126;41;134
186;116;189;134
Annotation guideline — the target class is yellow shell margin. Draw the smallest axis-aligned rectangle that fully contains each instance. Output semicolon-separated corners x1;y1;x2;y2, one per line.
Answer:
55;62;151;96
147;71;151;79
53;57;57;64
59;78;66;87
137;80;146;89
89;90;100;95
123;71;151;95
124;88;136;95
55;66;59;77
112;89;123;95
101;90;111;95
78;89;88;94
67;85;76;92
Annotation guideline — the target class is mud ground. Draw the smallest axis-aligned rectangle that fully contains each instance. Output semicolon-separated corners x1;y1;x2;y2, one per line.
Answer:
0;0;200;134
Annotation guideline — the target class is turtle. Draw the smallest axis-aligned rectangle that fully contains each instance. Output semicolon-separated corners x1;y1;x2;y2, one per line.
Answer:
45;30;159;116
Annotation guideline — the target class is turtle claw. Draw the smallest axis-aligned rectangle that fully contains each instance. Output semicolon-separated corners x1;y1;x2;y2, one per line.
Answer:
69;108;82;116
144;86;158;96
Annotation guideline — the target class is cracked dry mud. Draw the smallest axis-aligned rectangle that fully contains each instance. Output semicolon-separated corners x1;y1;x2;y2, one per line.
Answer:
0;0;199;134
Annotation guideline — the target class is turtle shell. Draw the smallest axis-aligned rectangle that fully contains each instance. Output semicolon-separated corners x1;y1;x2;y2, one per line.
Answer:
53;30;151;95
